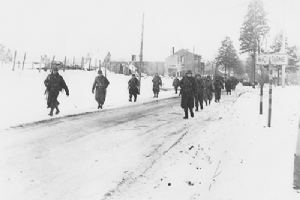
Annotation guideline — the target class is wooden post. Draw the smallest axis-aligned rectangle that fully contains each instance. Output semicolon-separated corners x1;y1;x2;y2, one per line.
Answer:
105;62;108;77
277;67;280;86
81;57;84;69
259;66;263;115
282;65;286;87
268;63;273;127
63;56;66;72
294;117;300;189
22;52;26;70
88;58;91;71
12;50;17;71
39;56;42;72
51;56;55;70
253;52;256;88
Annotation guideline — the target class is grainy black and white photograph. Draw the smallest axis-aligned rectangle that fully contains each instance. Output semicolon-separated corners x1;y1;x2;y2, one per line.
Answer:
0;0;300;199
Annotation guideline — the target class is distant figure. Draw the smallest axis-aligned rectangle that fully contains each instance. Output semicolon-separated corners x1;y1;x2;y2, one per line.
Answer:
194;74;205;111
172;76;180;94
44;66;69;116
214;76;224;102
205;76;214;105
92;70;110;109
180;70;196;119
225;78;232;95
152;73;162;98
128;74;139;102
231;77;239;90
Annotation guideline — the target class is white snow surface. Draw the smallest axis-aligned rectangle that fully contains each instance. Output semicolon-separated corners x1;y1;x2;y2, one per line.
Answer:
0;67;175;129
110;86;300;200
0;67;300;200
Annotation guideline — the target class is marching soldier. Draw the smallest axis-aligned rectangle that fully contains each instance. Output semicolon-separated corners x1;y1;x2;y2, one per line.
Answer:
214;75;224;102
225;77;232;95
128;74;139;102
194;74;205;111
180;70;196;119
205;76;214;105
44;66;69;116
152;73;162;98
92;70;110;109
172;76;180;94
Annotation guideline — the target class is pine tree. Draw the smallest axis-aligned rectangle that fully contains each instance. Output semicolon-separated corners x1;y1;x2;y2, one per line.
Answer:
240;0;269;87
216;36;240;76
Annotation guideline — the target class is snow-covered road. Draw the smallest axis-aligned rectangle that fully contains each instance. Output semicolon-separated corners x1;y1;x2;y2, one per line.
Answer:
0;86;299;200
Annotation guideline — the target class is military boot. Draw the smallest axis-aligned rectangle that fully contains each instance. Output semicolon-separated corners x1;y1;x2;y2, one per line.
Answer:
183;109;188;119
49;108;54;116
190;108;194;118
55;106;60;115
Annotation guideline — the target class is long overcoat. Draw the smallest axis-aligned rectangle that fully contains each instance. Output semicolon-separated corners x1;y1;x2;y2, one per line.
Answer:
92;75;110;104
152;75;162;93
44;72;69;108
180;76;196;109
128;77;139;95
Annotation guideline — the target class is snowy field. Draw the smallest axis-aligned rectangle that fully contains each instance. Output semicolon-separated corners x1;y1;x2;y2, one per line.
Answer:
0;67;175;130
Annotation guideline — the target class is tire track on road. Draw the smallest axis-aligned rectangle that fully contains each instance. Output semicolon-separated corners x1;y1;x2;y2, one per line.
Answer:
101;126;189;200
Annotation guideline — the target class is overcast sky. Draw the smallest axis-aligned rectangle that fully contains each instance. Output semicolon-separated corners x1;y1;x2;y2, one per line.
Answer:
0;0;299;62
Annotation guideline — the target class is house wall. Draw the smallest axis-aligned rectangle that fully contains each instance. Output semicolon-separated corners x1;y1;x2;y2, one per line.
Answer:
165;50;201;76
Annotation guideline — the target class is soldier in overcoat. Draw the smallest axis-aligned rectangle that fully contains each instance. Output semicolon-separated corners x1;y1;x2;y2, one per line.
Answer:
172;76;180;94
44;66;69;116
214;75;224;102
194;74;205;111
92;70;110;109
180;70;196;119
205;76;214;105
128;74;139;102
225;77;232;95
152;73;162;98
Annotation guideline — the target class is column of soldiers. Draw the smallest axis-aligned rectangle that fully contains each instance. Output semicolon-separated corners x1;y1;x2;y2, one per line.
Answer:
175;70;239;119
44;67;238;118
44;67;164;116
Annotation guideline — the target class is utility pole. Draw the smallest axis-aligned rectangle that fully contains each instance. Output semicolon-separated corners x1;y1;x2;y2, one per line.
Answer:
72;57;75;68
138;13;144;94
